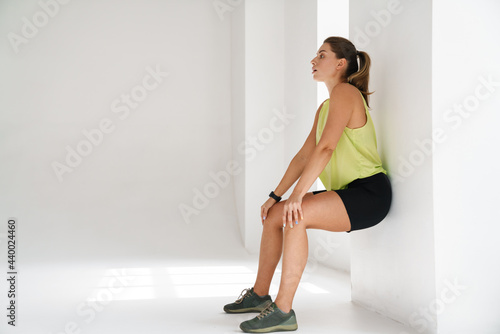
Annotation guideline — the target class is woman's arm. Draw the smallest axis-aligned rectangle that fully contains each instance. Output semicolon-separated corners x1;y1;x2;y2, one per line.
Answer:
260;102;323;224
283;84;357;226
272;102;323;198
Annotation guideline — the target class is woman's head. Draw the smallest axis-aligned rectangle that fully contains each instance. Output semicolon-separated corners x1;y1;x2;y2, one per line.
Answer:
311;36;372;106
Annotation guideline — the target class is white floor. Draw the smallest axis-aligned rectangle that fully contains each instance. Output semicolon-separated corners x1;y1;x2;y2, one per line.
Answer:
2;252;422;334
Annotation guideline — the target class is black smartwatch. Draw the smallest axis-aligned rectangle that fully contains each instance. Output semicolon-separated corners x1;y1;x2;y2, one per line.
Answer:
269;191;282;203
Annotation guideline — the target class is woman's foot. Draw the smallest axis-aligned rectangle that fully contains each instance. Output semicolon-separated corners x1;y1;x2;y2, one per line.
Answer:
239;302;298;333
224;288;273;314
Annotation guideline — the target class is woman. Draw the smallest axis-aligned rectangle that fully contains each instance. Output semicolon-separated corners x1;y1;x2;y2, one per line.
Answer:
224;36;392;333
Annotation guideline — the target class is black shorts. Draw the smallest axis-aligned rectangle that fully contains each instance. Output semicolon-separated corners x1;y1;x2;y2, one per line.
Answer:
312;172;392;232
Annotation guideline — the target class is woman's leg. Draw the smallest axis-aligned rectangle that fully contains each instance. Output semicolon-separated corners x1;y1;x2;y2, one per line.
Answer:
273;191;350;312
252;207;283;296
253;192;316;296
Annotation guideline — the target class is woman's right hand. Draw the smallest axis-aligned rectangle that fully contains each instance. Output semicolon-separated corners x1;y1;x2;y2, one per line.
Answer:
261;197;278;225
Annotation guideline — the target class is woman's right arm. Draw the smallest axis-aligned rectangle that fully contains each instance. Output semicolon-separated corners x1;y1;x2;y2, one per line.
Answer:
261;101;324;223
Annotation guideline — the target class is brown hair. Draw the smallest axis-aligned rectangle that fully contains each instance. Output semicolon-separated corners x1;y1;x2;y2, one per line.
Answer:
323;36;372;107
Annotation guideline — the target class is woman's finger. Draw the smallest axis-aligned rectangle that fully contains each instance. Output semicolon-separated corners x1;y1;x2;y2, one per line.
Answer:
284;204;290;228
293;206;299;226
282;205;287;228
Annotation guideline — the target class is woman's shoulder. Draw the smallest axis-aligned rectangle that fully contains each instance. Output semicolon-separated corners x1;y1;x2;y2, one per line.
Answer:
330;83;364;113
330;82;360;99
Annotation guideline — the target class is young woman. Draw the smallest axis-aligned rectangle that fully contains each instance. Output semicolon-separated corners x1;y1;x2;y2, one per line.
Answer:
224;36;392;333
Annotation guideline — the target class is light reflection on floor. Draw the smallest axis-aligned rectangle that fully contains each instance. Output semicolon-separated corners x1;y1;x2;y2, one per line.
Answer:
10;258;421;334
91;265;330;301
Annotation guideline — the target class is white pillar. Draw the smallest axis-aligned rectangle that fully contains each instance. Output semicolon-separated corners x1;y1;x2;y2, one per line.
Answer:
350;1;500;332
307;0;351;273
231;0;286;252
433;1;500;332
349;0;438;332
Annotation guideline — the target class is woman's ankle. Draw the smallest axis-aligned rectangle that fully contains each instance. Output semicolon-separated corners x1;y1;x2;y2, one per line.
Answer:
252;285;269;297
274;298;292;313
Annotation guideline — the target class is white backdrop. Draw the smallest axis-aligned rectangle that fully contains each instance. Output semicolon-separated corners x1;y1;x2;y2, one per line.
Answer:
6;1;498;333
0;0;242;265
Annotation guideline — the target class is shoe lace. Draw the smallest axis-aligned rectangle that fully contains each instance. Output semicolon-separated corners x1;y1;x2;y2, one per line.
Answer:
257;304;274;320
235;288;252;304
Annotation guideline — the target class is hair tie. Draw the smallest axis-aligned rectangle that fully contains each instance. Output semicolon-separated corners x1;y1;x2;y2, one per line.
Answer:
356;51;361;56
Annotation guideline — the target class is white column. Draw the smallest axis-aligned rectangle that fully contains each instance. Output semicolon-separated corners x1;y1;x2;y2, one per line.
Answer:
433;1;500;332
308;0;351;273
349;0;437;331
231;0;286;252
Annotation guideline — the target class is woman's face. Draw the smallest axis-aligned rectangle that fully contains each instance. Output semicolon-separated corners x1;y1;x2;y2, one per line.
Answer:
311;43;343;82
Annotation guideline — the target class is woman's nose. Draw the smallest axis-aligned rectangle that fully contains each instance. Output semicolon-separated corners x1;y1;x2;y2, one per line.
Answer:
311;58;316;65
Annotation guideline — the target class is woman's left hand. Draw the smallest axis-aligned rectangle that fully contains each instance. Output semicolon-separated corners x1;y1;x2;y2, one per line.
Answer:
282;192;304;229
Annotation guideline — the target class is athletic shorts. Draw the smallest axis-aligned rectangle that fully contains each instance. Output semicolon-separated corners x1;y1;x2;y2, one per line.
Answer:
312;172;392;232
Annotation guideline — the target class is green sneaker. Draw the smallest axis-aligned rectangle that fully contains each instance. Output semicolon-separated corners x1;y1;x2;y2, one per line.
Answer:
224;288;273;314
239;302;298;333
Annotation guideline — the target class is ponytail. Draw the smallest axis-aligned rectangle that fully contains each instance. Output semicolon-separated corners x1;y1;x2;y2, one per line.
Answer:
347;51;372;107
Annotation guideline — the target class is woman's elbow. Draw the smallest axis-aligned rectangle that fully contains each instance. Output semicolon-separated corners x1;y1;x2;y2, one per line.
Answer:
317;145;335;155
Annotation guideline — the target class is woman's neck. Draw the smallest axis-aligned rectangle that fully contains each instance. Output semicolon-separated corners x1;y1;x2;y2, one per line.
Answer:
325;77;347;96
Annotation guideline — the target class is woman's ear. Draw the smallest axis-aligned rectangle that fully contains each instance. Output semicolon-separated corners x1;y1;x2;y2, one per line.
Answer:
337;58;347;69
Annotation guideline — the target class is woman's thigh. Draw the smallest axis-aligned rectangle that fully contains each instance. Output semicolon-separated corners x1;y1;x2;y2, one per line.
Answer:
265;191;350;232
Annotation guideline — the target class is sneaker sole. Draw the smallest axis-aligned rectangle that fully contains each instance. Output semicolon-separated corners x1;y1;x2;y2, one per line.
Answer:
224;301;273;314
240;323;298;333
240;314;298;333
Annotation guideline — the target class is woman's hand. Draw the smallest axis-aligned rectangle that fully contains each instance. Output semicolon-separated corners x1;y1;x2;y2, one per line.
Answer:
282;192;304;229
261;197;278;225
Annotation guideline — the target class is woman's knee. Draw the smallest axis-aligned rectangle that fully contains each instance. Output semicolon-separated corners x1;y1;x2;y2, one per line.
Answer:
265;202;286;229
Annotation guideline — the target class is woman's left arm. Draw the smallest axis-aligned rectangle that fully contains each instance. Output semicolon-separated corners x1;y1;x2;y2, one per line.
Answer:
282;84;356;228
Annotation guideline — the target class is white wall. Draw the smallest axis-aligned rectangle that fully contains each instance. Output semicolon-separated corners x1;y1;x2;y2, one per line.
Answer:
349;1;500;333
316;0;350;105
244;0;286;252
231;1;246;245
230;0;287;252
310;0;351;273
235;0;353;275
433;1;500;333
0;0;242;263
349;0;437;331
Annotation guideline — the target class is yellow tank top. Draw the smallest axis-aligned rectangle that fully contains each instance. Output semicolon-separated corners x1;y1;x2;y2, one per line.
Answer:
316;94;386;190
